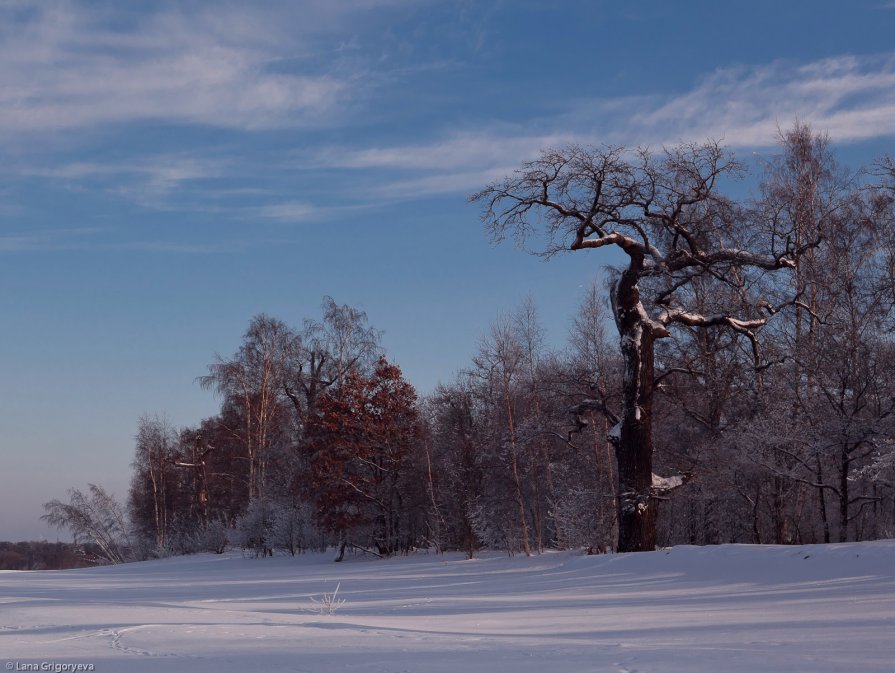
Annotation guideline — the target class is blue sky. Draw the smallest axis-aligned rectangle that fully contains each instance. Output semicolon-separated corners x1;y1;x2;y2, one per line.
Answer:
2;0;895;540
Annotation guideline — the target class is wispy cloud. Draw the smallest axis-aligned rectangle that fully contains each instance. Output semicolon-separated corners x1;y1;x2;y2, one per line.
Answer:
319;53;895;199
321;131;575;171
10;40;895;218
0;227;106;252
0;226;246;254
110;240;247;254
20;154;230;208
314;130;578;197
0;1;419;134
620;54;895;147
251;201;323;223
0;233;48;252
368;166;519;199
24;156;226;184
248;200;378;223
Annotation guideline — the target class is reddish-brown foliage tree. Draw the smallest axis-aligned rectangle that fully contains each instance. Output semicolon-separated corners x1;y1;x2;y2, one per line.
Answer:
305;356;422;557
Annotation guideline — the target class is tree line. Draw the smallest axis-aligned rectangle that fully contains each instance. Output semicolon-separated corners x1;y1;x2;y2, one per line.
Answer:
0;540;106;570
44;125;895;561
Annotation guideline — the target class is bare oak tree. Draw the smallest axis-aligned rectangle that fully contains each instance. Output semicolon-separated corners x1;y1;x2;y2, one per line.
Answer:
472;142;799;552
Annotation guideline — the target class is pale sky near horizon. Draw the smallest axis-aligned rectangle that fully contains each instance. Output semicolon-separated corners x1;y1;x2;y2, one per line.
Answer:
2;0;895;541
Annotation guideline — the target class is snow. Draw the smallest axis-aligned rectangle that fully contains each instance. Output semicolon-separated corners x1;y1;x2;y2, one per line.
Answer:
2;542;895;672
651;473;684;490
608;421;621;439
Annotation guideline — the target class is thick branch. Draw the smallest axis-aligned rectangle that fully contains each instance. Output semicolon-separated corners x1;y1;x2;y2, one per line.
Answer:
571;231;646;255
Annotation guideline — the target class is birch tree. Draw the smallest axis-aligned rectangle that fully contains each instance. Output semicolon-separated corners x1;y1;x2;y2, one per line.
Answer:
43;485;132;564
130;415;179;547
199;314;300;502
472;316;533;555
426;379;484;558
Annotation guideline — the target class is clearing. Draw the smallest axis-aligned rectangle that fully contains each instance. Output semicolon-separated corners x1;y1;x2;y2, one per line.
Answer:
2;541;894;672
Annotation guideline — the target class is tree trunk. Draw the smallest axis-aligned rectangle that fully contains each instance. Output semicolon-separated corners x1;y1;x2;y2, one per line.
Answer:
504;381;532;556
815;453;831;544
615;332;658;552
751;482;762;545
839;444;850;543
613;272;659;553
772;476;787;544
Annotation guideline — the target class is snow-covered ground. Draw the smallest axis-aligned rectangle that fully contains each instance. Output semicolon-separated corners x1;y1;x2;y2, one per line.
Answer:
2;542;894;673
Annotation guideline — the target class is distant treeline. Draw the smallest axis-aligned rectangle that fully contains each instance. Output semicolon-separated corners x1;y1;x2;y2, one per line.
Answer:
43;125;895;562
0;541;105;570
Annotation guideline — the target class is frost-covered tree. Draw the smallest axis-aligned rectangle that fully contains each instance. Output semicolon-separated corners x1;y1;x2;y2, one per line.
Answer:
234;497;275;557
473;141;801;552
425;379;485;558
271;500;318;555
43;485;132;564
199;314;300;502
471;315;534;555
284;296;382;433
129;415;180;548
563;281;622;551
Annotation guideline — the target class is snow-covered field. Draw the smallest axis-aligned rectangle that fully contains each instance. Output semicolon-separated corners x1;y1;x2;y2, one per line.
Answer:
2;542;894;673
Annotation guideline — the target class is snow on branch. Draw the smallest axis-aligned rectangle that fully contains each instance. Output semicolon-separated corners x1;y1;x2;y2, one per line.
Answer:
656;308;767;331
667;247;796;272
651;472;690;497
571;231;645;255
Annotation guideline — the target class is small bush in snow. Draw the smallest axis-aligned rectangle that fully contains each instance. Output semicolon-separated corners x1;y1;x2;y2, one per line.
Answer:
311;582;346;615
202;519;230;554
234;498;274;557
271;502;317;556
